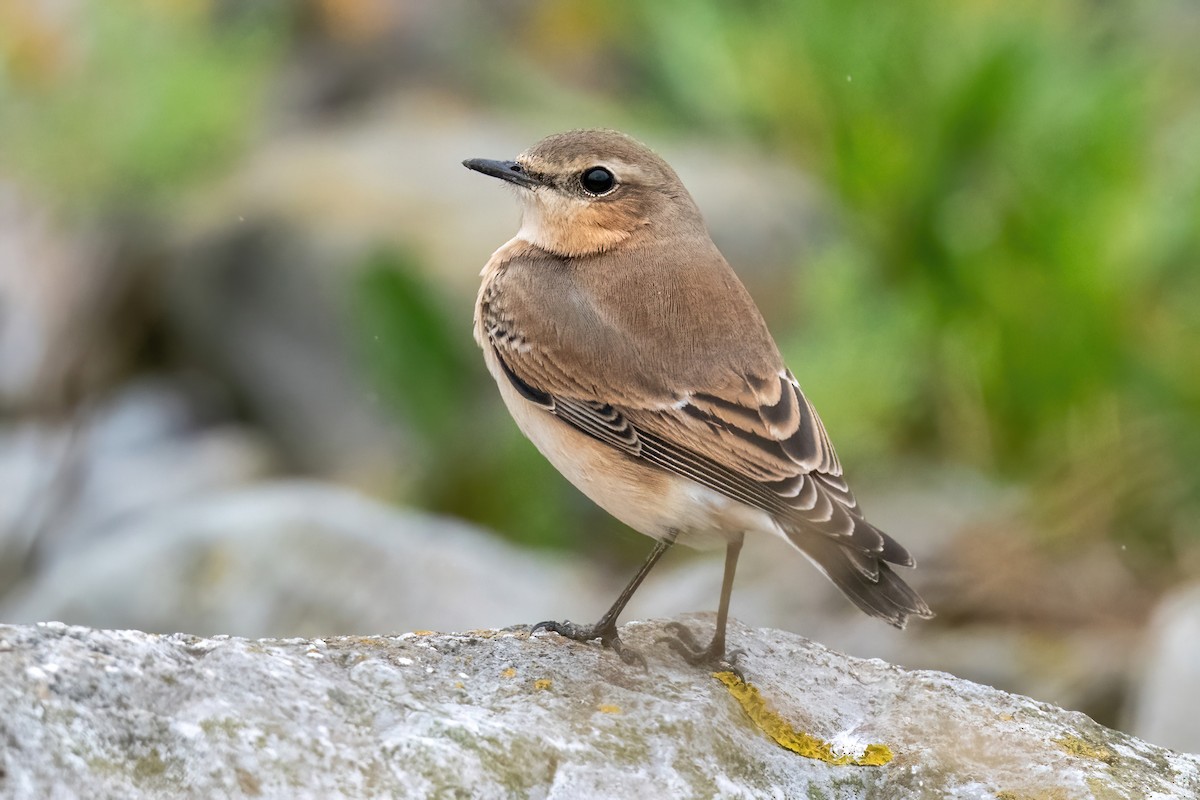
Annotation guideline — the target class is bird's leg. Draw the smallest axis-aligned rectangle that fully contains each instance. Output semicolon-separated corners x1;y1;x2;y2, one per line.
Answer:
532;534;675;667
662;533;745;673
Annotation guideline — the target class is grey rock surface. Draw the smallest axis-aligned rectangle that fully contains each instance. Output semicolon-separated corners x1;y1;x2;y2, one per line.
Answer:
0;481;608;638
2;619;1196;800
1128;583;1200;755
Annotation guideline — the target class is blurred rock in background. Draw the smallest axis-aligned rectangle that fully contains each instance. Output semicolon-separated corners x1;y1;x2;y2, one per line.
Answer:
0;481;608;637
1127;583;1200;754
0;377;272;597
1;0;1198;755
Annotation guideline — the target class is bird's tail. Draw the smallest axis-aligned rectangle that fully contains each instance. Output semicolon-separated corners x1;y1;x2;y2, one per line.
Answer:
787;522;934;629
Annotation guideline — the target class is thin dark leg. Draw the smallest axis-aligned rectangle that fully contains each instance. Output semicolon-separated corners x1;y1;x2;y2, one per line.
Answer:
710;533;743;656
532;534;675;666
663;533;745;670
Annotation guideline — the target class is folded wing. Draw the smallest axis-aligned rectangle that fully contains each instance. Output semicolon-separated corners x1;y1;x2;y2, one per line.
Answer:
487;336;932;628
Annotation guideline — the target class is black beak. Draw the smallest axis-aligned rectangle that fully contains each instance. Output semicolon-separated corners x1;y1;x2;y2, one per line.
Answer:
462;158;540;189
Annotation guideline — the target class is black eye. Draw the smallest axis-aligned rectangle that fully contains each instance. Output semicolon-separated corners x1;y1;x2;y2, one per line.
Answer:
580;166;615;195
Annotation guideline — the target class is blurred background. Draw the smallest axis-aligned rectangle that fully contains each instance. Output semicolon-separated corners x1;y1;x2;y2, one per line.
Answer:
1;0;1198;752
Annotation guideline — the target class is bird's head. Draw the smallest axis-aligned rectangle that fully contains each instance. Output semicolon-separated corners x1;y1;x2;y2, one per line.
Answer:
464;129;703;258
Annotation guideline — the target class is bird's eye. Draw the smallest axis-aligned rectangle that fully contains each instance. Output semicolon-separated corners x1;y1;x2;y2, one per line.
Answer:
580;167;616;195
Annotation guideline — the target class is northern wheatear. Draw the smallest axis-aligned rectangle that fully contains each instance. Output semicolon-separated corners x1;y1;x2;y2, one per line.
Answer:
464;129;931;668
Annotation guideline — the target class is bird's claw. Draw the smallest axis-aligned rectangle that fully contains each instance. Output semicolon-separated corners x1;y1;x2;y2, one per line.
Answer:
658;623;746;680
531;619;646;669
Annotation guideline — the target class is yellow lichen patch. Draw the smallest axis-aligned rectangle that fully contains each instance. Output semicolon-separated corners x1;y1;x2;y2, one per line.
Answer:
501;667;517;679
713;672;892;767
533;678;552;691
411;630;435;636
997;790;1070;800
1054;735;1117;765
465;629;500;639
597;705;622;714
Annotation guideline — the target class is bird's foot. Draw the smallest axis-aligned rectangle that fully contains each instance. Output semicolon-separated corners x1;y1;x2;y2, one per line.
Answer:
531;619;646;668
659;621;745;679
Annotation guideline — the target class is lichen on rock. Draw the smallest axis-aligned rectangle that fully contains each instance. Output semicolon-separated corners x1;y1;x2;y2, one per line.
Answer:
714;671;892;766
1;617;1197;799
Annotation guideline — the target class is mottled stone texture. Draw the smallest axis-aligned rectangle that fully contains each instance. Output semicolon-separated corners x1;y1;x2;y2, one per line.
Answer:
1;618;1196;799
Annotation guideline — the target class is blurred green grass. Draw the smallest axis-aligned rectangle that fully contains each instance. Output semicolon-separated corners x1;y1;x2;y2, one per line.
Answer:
0;1;282;207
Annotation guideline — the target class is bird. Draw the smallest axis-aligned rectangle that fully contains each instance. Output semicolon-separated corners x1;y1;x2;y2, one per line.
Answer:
463;129;932;669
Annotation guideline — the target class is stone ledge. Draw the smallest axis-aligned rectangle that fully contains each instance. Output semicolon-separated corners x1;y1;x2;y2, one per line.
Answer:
1;618;1195;799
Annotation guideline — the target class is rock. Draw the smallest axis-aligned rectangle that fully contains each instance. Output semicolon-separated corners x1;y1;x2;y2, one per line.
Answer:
0;481;608;638
0;377;271;598
163;221;410;487
0;619;1195;799
1127;583;1200;754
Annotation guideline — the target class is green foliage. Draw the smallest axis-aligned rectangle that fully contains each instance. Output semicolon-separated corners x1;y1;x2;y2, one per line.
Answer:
556;0;1200;559
353;252;470;445
0;1;283;208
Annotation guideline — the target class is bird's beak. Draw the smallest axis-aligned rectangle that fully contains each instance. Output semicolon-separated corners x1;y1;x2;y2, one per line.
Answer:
462;158;541;189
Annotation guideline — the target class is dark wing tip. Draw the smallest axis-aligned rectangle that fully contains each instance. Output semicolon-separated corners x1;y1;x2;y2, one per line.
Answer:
878;526;917;568
792;531;933;626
